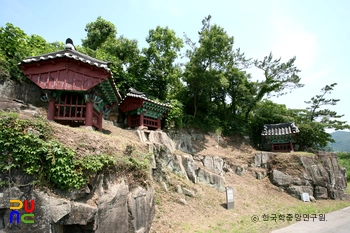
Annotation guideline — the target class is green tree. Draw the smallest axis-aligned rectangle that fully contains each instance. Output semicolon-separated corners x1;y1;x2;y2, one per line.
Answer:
97;36;149;96
183;15;234;119
248;101;337;151
0;23;29;81
0;23;63;81
245;53;304;119
181;15;260;134
27;34;64;57
143;26;184;100
115;37;150;96
297;122;334;151
165;99;184;129
290;83;350;151
80;17;150;96
0;53;10;80
282;108;333;150
305;83;350;130
226;67;256;132
82;16;117;50
248;100;294;148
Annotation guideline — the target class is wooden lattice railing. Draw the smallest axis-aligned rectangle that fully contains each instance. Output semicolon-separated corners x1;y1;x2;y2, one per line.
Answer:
272;143;292;152
129;115;159;129
53;93;102;131
144;117;158;128
54;93;85;120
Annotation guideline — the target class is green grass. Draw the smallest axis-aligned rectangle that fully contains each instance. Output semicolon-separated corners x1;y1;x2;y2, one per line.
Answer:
337;152;350;181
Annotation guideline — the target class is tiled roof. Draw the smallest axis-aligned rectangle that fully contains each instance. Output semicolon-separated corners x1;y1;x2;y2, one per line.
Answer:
19;49;110;71
19;44;121;103
120;93;172;108
261;122;299;136
97;75;122;102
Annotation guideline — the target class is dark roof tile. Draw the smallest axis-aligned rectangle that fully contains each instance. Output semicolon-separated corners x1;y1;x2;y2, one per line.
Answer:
120;93;172;108
261;122;299;136
19;49;110;71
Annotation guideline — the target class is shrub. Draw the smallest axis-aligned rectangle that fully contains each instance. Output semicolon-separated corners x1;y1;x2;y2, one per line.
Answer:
337;152;350;181
0;112;113;190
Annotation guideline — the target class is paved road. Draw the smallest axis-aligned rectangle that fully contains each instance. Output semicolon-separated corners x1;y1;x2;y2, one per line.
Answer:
272;206;350;233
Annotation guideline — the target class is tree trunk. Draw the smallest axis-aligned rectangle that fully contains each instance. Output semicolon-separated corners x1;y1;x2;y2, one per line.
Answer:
193;92;197;118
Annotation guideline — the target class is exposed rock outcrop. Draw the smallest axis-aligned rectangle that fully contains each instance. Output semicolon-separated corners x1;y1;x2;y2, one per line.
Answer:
254;151;349;201
141;131;227;192
196;168;226;192
0;79;42;106
0;173;155;233
202;156;224;176
286;185;314;199
270;169;292;187
167;130;204;154
181;154;199;183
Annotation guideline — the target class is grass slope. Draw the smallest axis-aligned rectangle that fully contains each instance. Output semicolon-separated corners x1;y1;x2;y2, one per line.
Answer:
152;169;350;233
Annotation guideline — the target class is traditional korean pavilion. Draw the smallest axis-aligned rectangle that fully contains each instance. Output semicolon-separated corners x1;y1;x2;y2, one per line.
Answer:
18;39;121;131
119;89;171;130
261;122;300;152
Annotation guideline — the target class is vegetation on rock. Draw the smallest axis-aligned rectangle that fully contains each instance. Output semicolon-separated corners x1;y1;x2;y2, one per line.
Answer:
0;112;150;190
338;152;350;181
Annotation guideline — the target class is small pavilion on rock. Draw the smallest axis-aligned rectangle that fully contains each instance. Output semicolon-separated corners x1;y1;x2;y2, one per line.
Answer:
18;39;121;131
261;122;300;152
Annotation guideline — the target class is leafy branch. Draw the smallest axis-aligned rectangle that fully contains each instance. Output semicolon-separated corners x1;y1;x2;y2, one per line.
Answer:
305;83;350;130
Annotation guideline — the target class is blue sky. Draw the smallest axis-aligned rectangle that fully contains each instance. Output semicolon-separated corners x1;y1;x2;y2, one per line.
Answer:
1;0;350;128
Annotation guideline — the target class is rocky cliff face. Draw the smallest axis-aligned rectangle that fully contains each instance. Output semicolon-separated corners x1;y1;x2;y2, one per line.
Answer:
0;172;154;233
254;151;349;201
138;130;227;193
0;79;42;106
146;130;349;201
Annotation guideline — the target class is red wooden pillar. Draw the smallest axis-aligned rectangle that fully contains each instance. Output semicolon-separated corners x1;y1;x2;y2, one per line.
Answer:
157;117;161;130
85;102;93;127
127;114;131;128
270;144;274;152
97;111;103;131
139;112;144;127
47;98;55;121
289;142;294;152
